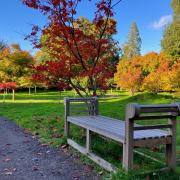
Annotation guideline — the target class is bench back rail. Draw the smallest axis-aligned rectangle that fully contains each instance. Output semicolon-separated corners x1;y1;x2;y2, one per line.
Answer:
64;97;98;136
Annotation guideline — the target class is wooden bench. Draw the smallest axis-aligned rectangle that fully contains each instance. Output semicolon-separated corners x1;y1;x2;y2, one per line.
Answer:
64;97;180;172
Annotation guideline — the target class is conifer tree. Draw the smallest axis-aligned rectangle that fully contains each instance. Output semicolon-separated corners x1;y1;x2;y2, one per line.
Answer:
161;0;180;60
123;22;141;59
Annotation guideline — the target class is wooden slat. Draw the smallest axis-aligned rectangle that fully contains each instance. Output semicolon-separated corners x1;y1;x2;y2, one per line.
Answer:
139;104;179;113
67;116;169;142
67;97;97;102
67;138;117;172
134;136;172;147
70;109;90;113
133;115;174;120
67;116;125;143
70;103;89;107
126;103;180;119
134;124;172;131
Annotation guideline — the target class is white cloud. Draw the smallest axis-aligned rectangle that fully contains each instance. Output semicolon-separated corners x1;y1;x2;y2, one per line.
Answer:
152;15;172;29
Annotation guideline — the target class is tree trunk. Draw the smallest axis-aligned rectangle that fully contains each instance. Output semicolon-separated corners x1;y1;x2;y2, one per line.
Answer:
59;91;61;104
12;89;15;101
130;88;135;96
3;89;6;103
29;87;31;95
34;86;37;94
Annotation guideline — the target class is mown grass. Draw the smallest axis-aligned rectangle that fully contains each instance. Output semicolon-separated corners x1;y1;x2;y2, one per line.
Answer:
0;90;179;179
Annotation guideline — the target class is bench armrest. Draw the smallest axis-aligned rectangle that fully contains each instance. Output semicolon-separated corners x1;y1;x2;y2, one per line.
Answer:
124;102;180;144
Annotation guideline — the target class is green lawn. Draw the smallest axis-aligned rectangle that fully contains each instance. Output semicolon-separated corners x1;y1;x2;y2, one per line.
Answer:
0;90;179;179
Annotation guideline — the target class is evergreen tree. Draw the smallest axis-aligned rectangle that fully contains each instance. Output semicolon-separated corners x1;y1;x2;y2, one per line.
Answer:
171;0;180;21
161;0;180;60
0;40;6;51
123;22;141;59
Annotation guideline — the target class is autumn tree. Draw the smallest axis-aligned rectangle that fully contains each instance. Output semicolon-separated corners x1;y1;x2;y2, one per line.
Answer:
22;0;122;96
114;57;143;95
122;22;141;59
161;0;180;60
115;52;178;94
0;44;34;86
34;50;51;64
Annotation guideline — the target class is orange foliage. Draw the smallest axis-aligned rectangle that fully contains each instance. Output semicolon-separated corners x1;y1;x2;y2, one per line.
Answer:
115;52;179;94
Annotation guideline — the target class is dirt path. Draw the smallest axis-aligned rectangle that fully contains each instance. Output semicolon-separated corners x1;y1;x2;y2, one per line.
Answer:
0;117;100;180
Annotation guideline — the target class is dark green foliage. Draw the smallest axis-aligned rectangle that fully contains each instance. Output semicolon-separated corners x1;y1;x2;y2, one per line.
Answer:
161;0;180;60
171;0;180;21
123;22;141;59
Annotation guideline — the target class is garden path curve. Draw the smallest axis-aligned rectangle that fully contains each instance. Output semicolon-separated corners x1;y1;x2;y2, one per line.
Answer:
0;117;99;180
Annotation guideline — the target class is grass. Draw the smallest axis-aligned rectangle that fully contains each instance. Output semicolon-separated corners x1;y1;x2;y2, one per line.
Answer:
0;90;179;179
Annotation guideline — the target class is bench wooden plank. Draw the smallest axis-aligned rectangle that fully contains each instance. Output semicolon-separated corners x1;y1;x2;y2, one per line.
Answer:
67;116;125;143
67;115;169;141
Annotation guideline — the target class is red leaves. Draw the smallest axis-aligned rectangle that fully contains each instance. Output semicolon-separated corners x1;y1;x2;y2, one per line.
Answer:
23;0;119;95
57;81;69;91
52;0;61;6
22;0;39;9
0;82;17;90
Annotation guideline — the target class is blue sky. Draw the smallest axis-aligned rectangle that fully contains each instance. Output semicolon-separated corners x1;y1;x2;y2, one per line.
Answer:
0;0;172;55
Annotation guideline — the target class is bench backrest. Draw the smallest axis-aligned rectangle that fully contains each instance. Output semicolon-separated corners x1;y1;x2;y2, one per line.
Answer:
125;102;180;144
64;97;99;117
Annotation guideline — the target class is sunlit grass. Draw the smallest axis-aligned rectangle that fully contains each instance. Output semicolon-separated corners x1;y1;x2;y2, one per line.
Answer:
0;90;179;179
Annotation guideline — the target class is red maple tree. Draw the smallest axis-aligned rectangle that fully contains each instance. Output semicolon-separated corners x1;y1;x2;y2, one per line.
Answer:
22;0;121;96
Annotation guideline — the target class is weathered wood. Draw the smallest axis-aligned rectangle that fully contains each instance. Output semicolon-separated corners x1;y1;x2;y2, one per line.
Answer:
86;129;92;153
127;103;180;119
166;116;176;170
134;124;172;131
123;106;134;171
67;138;117;172
67;116;169;142
64;98;180;172
67;116;125;143
66;97;98;116
133;115;175;120
64;98;70;137
134;136;172;147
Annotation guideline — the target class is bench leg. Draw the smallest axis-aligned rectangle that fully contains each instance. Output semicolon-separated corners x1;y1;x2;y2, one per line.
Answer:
123;143;133;171
166;117;176;170
65;121;70;137
166;143;176;170
86;129;92;153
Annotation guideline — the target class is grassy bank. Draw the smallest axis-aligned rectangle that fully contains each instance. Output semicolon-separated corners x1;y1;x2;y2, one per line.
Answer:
0;90;179;179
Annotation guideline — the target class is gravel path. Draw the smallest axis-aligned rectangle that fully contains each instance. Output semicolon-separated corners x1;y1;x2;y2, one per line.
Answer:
0;117;100;180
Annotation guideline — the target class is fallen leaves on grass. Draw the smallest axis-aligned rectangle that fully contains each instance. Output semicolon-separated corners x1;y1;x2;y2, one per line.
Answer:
32;165;39;171
61;144;68;149
5;143;12;146
98;171;103;175
152;147;160;152
2;168;16;175
3;157;11;162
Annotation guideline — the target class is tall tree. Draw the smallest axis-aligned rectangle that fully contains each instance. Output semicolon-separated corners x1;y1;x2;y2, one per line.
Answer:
161;0;180;60
22;0;122;97
0;40;6;52
122;22;141;59
171;0;180;21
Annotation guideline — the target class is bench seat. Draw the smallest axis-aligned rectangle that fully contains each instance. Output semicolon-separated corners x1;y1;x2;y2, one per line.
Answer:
67;115;169;143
